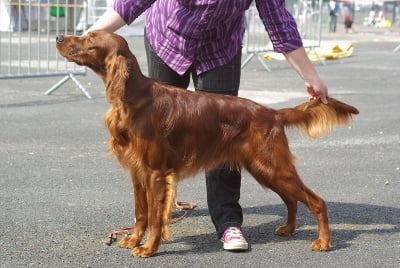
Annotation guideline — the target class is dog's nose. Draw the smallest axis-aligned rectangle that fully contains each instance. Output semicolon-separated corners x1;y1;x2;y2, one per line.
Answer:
56;35;64;43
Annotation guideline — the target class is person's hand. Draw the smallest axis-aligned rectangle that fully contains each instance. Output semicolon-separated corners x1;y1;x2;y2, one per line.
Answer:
84;8;126;34
283;47;329;104
305;78;328;104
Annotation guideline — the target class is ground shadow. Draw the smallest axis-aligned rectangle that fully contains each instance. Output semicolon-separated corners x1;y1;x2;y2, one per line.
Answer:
156;202;399;256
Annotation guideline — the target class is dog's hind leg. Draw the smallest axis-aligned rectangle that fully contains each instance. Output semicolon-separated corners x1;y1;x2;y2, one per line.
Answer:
244;130;331;251
132;170;166;257
245;160;298;237
278;174;331;251
271;164;331;251
274;196;297;236
248;160;331;251
271;168;331;250
294;181;331;251
119;169;148;250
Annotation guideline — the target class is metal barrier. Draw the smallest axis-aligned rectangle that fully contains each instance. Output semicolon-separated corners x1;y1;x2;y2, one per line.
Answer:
289;0;325;63
242;0;324;71
0;0;92;98
241;3;272;72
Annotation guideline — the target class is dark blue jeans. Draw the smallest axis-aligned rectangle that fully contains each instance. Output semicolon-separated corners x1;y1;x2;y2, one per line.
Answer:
144;35;243;237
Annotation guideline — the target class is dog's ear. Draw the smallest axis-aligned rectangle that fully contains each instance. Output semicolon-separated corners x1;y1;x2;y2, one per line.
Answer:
104;54;129;103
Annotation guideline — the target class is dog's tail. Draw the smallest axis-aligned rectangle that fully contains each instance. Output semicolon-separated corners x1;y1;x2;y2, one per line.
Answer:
278;97;359;138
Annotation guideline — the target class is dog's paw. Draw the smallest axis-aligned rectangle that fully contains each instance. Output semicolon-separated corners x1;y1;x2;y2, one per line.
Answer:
118;235;140;249
274;224;295;236
310;238;331;251
131;245;155;258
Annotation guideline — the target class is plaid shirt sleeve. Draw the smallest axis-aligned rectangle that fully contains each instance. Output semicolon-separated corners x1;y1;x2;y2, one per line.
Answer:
255;0;303;53
112;0;155;25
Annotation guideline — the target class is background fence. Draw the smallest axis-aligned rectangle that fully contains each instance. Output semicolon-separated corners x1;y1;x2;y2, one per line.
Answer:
1;0;398;96
289;0;323;49
241;3;273;72
0;0;91;98
242;0;324;71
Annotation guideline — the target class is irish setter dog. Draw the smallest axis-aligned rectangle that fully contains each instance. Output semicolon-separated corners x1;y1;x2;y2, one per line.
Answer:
56;30;359;257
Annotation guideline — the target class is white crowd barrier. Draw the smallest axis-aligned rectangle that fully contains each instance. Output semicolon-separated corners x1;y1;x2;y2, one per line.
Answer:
290;0;324;63
242;0;324;71
1;0;325;93
241;3;272;72
0;0;92;98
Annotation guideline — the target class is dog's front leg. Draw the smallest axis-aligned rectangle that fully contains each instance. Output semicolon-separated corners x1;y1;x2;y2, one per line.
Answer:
132;170;165;257
119;170;148;249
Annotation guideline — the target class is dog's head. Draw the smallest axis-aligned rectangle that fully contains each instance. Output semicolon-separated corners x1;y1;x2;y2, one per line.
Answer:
56;30;145;103
56;30;131;74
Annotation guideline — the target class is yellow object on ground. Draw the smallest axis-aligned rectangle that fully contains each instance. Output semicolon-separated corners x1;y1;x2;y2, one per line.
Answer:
263;42;354;62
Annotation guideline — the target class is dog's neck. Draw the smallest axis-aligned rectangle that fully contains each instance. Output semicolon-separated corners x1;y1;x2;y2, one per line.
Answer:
102;52;154;107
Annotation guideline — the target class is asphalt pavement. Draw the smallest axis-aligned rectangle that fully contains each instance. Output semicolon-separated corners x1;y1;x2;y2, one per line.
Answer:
1;25;399;267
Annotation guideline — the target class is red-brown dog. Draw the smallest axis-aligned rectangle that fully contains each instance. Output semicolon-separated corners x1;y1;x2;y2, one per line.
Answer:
56;30;359;257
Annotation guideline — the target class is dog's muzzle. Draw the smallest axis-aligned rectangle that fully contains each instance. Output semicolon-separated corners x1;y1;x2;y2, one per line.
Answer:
56;35;64;44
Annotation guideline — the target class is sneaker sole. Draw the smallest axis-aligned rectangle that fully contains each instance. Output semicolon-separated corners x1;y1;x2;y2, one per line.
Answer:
223;242;249;251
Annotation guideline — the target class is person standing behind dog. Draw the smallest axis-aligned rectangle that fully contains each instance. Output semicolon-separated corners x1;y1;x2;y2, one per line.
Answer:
87;0;328;252
329;0;340;32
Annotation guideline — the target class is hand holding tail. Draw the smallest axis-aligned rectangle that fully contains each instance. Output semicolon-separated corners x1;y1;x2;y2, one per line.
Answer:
305;79;328;104
278;97;359;138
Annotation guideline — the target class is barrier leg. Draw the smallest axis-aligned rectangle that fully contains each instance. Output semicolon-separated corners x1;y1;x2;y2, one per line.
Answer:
242;53;271;72
241;53;255;69
309;48;327;66
256;53;271;72
45;75;70;95
70;74;92;99
45;73;92;99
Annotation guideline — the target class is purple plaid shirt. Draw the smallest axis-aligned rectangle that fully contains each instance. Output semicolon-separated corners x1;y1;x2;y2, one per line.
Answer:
113;0;302;75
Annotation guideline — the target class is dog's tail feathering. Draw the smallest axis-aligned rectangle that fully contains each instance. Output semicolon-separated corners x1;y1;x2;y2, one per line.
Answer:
278;97;359;138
